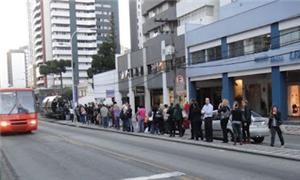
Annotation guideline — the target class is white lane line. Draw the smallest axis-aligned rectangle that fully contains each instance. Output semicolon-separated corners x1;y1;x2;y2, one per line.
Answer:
123;171;185;180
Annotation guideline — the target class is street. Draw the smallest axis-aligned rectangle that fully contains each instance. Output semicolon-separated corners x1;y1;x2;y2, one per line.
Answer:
0;121;300;180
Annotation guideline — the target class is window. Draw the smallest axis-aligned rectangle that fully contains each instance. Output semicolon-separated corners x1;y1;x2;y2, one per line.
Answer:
229;40;244;58
253;34;271;53
191;50;205;64
207;46;222;61
280;26;300;47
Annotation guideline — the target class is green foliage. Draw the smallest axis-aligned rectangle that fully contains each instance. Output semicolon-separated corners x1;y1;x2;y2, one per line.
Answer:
39;60;71;76
62;87;73;100
87;13;116;78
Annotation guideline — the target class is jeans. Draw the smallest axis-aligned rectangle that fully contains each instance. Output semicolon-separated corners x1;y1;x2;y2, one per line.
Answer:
122;119;129;131
204;117;213;142
115;117;120;129
102;117;109;128
242;122;251;142
232;123;242;144
221;119;229;142
80;115;86;124
270;126;284;146
128;118;133;132
138;119;144;133
150;121;159;134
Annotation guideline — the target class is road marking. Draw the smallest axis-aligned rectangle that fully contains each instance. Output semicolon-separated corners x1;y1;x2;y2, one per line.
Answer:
123;171;185;180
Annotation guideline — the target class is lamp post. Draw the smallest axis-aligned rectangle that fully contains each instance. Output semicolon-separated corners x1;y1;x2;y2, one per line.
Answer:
154;18;178;103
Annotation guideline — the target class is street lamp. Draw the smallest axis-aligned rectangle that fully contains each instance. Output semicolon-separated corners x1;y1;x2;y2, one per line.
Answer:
154;18;178;103
69;28;97;122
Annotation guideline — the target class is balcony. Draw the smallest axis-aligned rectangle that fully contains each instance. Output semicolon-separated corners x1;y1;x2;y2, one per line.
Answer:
33;16;42;26
76;4;95;11
52;42;70;48
51;18;70;25
77;35;96;41
50;2;69;10
77;43;97;48
52;33;70;40
34;36;42;46
34;44;43;52
53;49;72;56
51;26;70;33
35;51;43;59
51;10;69;18
76;12;95;18
78;50;97;56
34;23;42;32
35;59;44;66
76;19;96;26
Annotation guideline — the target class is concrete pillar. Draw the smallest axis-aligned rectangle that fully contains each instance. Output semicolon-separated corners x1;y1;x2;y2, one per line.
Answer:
161;40;170;105
187;79;196;101
221;37;228;59
271;22;280;50
143;48;151;112
222;73;234;106
128;53;136;115
272;66;287;120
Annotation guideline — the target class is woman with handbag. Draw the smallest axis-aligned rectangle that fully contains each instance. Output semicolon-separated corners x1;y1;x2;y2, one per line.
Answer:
218;99;231;143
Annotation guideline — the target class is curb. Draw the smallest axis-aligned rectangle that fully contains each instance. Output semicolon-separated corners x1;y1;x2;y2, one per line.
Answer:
42;119;300;162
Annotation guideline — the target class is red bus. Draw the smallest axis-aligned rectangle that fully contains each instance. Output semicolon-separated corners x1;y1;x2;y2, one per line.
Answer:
0;88;38;134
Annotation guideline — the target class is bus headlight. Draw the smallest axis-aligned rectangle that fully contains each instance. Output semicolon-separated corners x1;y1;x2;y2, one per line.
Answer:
29;120;37;125
0;121;9;127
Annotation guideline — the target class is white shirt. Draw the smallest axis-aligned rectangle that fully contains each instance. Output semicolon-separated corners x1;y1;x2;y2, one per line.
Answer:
202;103;214;118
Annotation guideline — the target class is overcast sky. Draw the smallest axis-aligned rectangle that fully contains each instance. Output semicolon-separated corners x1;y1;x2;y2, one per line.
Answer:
0;0;130;88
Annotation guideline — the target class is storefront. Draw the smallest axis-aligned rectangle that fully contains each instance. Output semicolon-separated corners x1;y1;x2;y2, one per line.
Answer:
287;71;300;118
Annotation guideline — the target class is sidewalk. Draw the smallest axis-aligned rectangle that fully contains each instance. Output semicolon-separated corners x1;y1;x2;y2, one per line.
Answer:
41;118;300;162
281;125;300;136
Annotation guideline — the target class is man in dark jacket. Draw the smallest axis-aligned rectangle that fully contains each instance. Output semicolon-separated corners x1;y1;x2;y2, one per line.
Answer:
269;105;284;147
188;99;203;141
242;100;252;143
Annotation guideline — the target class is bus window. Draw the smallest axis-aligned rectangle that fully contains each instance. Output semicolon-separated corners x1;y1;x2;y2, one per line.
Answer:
0;91;17;114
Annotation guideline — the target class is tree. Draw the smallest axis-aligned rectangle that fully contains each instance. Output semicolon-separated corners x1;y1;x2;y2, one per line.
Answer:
39;60;71;95
87;13;116;79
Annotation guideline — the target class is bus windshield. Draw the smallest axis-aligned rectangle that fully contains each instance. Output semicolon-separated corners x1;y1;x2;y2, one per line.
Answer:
0;91;35;115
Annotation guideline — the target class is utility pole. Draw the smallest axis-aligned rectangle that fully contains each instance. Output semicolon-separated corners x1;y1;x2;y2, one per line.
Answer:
154;18;178;104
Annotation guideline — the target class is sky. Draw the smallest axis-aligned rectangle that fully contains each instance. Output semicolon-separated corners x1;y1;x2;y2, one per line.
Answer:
0;0;130;88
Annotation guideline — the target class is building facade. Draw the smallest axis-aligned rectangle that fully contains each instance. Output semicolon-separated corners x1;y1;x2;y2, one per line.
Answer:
27;0;120;89
117;0;220;113
185;0;300;120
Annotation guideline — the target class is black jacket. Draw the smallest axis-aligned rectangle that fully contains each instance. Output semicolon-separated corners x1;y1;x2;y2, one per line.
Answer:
268;112;282;128
244;106;252;123
188;103;202;122
231;109;243;122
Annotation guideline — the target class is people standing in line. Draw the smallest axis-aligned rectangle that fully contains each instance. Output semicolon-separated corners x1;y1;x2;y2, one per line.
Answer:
163;104;170;134
218;99;231;143
167;103;175;137
100;105;109;128
80;105;87;124
120;104;129;131
75;105;81;123
188;99;203;141
173;103;184;137
268;105;285;147
136;106;146;133
242;100;252;143
126;104;133;132
113;102;121;129
201;98;214;142
150;105;159;134
231;101;243;145
157;105;165;134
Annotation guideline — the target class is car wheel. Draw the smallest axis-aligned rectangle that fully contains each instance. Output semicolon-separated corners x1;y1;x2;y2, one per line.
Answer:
227;130;234;142
252;137;264;144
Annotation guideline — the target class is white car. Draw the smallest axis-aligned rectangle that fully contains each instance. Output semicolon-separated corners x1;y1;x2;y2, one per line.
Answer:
212;111;269;143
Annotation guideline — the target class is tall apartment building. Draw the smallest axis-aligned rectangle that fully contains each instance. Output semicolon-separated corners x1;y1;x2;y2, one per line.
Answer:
27;0;120;89
7;48;28;88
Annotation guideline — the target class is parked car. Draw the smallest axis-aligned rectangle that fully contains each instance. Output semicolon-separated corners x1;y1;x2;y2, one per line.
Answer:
211;111;269;143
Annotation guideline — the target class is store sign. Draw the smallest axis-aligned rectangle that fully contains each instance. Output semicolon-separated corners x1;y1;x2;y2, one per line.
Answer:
176;75;186;96
255;50;300;63
106;90;115;98
135;86;145;95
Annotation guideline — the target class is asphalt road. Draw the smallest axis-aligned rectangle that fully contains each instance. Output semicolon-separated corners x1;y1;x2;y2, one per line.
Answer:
1;121;300;180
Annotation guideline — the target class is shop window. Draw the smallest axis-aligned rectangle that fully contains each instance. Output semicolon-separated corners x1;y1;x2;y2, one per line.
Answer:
234;79;243;98
191;50;205;64
280;26;300;47
288;85;300;117
207;46;222;61
229;40;244;58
